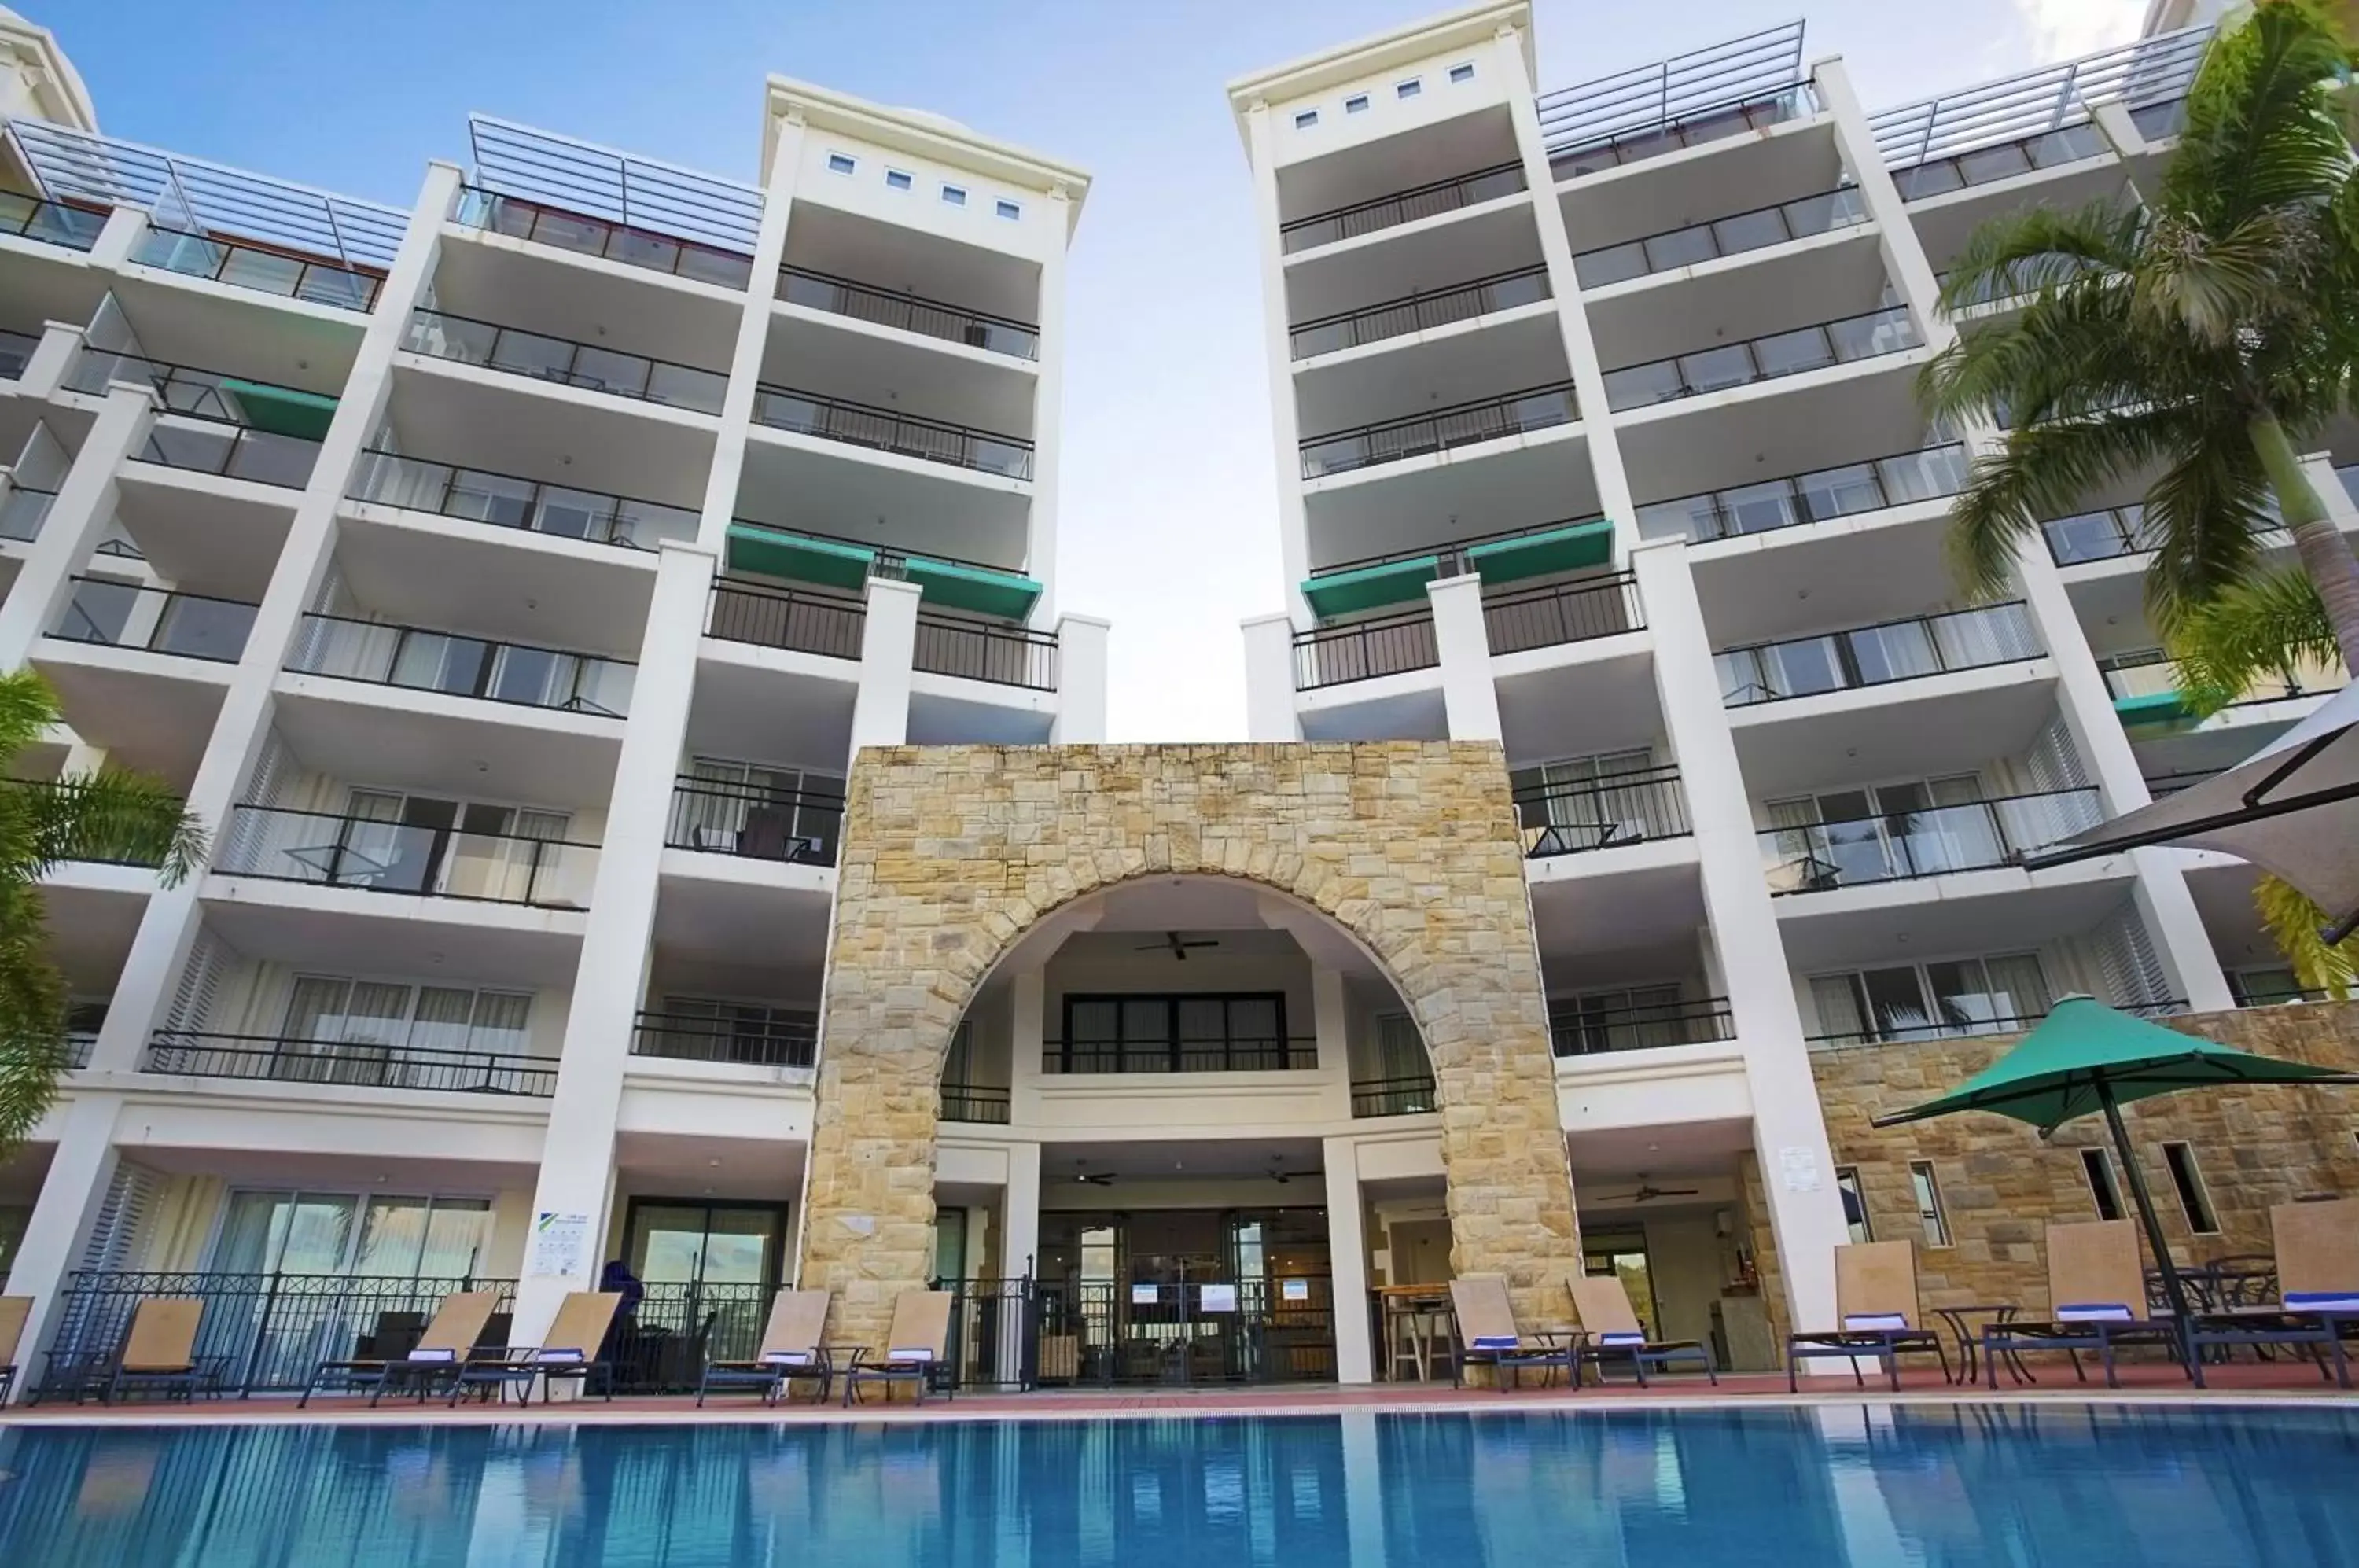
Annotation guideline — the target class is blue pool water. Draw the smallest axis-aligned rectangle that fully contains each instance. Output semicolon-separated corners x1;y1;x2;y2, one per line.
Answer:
2;1404;2356;1566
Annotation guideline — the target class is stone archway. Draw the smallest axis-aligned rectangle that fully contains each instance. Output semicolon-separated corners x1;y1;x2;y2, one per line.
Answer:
793;742;1580;1347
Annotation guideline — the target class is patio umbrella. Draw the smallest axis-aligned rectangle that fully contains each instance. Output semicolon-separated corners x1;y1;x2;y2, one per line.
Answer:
2020;682;2359;939
1870;996;2359;1328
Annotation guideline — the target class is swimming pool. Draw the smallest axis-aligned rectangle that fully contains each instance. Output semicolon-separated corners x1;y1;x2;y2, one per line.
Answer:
1;1404;2354;1566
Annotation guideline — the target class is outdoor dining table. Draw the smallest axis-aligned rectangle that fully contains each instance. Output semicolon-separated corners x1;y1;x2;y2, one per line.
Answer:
1931;1304;2033;1386
1373;1284;1457;1382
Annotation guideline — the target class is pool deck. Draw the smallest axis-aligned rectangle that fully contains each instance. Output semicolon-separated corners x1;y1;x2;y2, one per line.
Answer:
6;1360;2355;1426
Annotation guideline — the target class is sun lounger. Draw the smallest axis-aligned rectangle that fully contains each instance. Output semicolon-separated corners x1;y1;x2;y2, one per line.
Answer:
699;1290;834;1406
2188;1198;2359;1389
105;1298;209;1403
450;1292;620;1405
1447;1275;1578;1391
1980;1220;2186;1388
1566;1274;1716;1386
0;1296;28;1404
300;1290;501;1408
841;1290;954;1407
1786;1240;1952;1391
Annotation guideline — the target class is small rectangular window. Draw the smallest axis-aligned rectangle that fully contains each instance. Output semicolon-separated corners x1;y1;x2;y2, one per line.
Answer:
1397;78;1422;100
940;184;967;208
826;153;856;176
2081;1149;2123;1221
1908;1161;1950;1247
995;198;1021;221
1345;94;1370;114
1295;109;1319;130
2162;1143;2219;1234
1835;1165;1872;1245
885;169;913;192
1449;63;1476;84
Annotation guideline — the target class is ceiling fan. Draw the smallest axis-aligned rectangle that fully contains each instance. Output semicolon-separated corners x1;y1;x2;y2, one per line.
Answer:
1617;1176;1702;1205
1135;931;1219;962
1072;1160;1117;1187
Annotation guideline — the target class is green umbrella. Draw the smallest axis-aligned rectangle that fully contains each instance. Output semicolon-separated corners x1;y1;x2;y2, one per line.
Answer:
1871;996;2359;1329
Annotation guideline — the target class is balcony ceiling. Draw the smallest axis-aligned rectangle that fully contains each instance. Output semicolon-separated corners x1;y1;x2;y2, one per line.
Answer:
1528;859;1707;965
0;248;112;337
1295;308;1568;435
1618;355;1934;502
1284;200;1543;323
686;654;857;776
33;651;226;790
1774;863;2136;971
1302;428;1599;568
1727;669;2061;798
736;431;1032;572
1497;646;1660;763
113;467;297;600
1586;230;1886;370
1559;115;1843;254
271;685;624;812
1691;504;1955;647
762;306;1036;438
197;889;587;989
385;358;717;511
781;200;1040;327
111;270;365;392
432;230;742;369
335;511;656;661
1276;104;1518;226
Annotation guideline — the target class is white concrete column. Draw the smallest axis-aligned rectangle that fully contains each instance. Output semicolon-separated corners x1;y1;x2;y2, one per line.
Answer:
1007;969;1046;1120
1241;613;1301;741
86;206;146;273
1322;1135;1375;1386
1000;1140;1042;1283
18;320;84;402
1311;966;1349;1075
0;382;153;667
0;1095;118;1402
1426;572;1501;742
1048;612;1109;742
1239;101;1316;624
847;576;921;762
1025;184;1076;624
1811;59;1944;343
694;115;804;558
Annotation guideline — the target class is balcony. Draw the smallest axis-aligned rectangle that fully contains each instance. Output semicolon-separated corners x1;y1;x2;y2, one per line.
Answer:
1041;1037;1318;1074
1352;1075;1439;1117
1292;609;1438;690
286;613;635;717
218;805;598;908
1;487;54;543
138;421;321;490
941;1084;1011;1124
631;1009;815;1068
145;1029;555;1095
1551;996;1735;1055
454;186;756;290
1640;444;1971;543
705;578;865;661
1483;572;1643;658
0;191;106;252
348;451;697;550
1280;162;1526;256
1762;786;2104;894
133;227;383;312
1300;383;1578;480
50;579;257;663
727;521;1042;619
1514;765;1691;858
913;611;1058;690
2043;503;2151;566
0;328;36;378
665;777;841;866
2101;648;2349;726
1541;23;1816;179
1289;266;1549;360
1302;517;1613;617
751;385;1033;480
68;350;340;438
1809;997;2187;1050
1721;602;2041;707
1606;307;1918;415
1573;186;1866;289
403;310;727;414
1890;122;2110;202
778;266;1039;360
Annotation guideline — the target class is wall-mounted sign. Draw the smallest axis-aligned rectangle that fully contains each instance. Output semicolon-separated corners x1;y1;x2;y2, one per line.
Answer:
1199;1283;1238;1313
1281;1278;1311;1302
1131;1283;1160;1305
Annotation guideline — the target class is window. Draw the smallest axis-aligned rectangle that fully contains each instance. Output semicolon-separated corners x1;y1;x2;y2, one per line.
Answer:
1908;1161;1950;1247
885;168;914;192
826;152;856;176
1808;953;2052;1046
1294;109;1319;130
1396;78;1422;99
2229;965;2310;1006
1449;63;1476;83
2162;1143;2219;1233
1549;985;1691;1054
1511;749;1662;848
675;756;845;863
2081;1149;2123;1221
209;1190;491;1279
279;976;533;1080
1059;992;1292;1072
940;183;967;208
1835;1166;1872;1244
1345;94;1370;114
995;198;1021;221
656;996;817;1066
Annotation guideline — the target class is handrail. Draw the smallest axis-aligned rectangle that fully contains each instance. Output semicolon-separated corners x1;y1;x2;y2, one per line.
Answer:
1636;442;1971;543
1299;381;1578;479
752;384;1035;479
912;611;1058;690
2100;647;2348;709
1761;786;2105;894
285;612;635;716
778;265;1040;360
1890;121;2111;202
1541;21;1814;171
0;190;105;251
217;804;598;908
454;184;756;290
1351;1075;1440;1117
1041;1036;1319;1073
941;1084;1012;1124
1573;186;1867;289
1603;304;1919;412
730;517;1014;579
137;420;322;488
469;114;764;257
1288;265;1550;359
1868;24;2213;167
0;485;56;543
132;225;382;311
1291;606;1440;690
403;308;727;414
1809;998;2188;1048
2041;503;2152;566
1279;160;1526;254
1719;602;2042;706
65;348;330;425
665;778;842;867
0;328;38;377
706;576;867;661
50;577;257;662
348;451;698;551
1483;572;1644;657
1551;996;1736;1055
1513;763;1689;857
631;1009;815;1068
1309;514;1608;580
145;1030;555;1095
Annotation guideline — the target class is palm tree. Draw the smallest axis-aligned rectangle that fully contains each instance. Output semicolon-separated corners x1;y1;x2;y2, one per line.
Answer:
0;668;206;1161
1919;0;2359;666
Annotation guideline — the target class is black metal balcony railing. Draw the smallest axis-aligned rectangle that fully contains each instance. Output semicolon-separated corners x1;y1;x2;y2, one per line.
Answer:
65;350;322;428
942;1084;1012;1124
1810;999;2188;1050
144;1030;555;1095
1540;21;1813;176
1308;516;1609;583
1;487;56;543
133;226;384;311
1720;602;2043;707
2100;647;2349;709
455;186;756;289
1573;186;1868;289
631;1009;817;1068
0;191;106;251
50;579;257;662
1042;1037;1319;1073
1761;786;2105;894
138;421;322;488
1552;997;1737;1056
706;578;866;661
1352;1075;1440;1117
1300;383;1578;480
779;266;1040;360
2144;768;2222;798
1603;306;1920;413
665;778;842;866
1482;572;1643;657
217;805;599;907
1279;161;1527;255
348;451;699;550
286;613;636;717
0;327;37;378
913;612;1058;690
2042;502;2152;565
1288;266;1551;359
404;309;728;414
1637;443;1972;543
1292;608;1440;690
753;385;1035;480
1890;120;2111;202
1514;766;1691;857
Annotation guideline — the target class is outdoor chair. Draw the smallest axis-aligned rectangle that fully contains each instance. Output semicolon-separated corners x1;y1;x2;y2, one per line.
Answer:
2188;1198;2359;1389
1447;1275;1578;1391
1565;1275;1716;1386
841;1290;954;1406
1786;1239;1951;1391
105;1298;210;1403
449;1292;621;1405
0;1295;28;1404
300;1290;501;1408
1981;1220;2188;1389
698;1289;834;1406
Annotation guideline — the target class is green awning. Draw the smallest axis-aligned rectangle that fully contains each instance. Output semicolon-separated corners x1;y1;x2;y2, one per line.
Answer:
726;522;874;591
2112;689;2193;728
221;378;337;441
1466;517;1613;583
904;554;1042;619
1301;554;1441;617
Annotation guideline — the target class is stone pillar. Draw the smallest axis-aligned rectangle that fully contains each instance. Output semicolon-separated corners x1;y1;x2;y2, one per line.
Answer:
1426;572;1501;742
1241;613;1301;741
846;576;921;762
1323;1134;1375;1385
0;1095;118;1402
0;382;153;667
1048;613;1110;743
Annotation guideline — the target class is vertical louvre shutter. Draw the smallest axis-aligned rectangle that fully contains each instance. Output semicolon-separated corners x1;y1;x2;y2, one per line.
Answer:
2024;716;2091;794
2090;904;2173;1010
164;933;226;1036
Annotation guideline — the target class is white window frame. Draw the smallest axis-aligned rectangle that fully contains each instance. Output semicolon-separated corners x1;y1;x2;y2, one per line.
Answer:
1345;94;1370;114
1908;1160;1951;1248
200;1187;496;1279
1294;109;1319;130
826;152;856;177
1834;1165;1872;1243
885;168;914;192
1449;62;1476;83
995;198;1021;221
2161;1142;2220;1234
1396;78;1422;99
940;182;968;208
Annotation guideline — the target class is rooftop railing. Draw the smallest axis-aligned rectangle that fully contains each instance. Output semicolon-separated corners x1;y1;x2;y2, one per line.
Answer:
132;226;382;311
1483;571;1643;657
469;114;764;258
1352;1075;1440;1117
348;451;698;551
145;1030;554;1096
705;577;866;661
0;328;37;378
1292;607;1439;690
1890;121;2111;202
1868;24;2213;167
1720;602;2043;707
0;486;53;543
666;778;842;867
1572;186;1866;289
631;1009;816;1069
1636;443;1971;543
50;578;256;663
1540;21;1814;175
752;385;1034;479
1279;161;1527;256
1603;304;1919;413
217;804;598;908
1288;265;1550;359
0;190;105;251
454;185;756;289
1552;996;1735;1056
137;421;321;488
286;613;635;717
1761;786;2105;894
778;266;1040;360
1300;382;1577;480
403;309;727;414
1042;1036;1318;1073
1514;764;1689;857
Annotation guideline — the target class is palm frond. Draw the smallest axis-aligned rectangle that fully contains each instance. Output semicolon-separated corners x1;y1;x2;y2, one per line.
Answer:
2139;439;2276;626
2164;565;2337;716
0;668;62;764
1918;275;2148;431
1930;200;2143;322
1941;410;2191;598
0;880;68;1154
14;771;209;887
2255;871;2358;1000
2136;207;2320;348
2165;0;2357;226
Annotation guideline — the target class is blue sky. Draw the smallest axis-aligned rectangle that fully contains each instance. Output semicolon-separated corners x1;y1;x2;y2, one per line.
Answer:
39;0;2142;739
